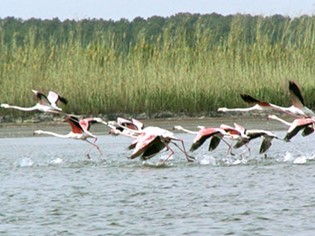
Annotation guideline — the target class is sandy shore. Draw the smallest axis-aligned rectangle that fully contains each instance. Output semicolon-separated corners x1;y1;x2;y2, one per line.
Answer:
0;114;287;138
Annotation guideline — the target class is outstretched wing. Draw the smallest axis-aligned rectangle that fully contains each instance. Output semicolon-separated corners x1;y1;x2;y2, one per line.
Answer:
289;81;305;108
48;91;68;105
240;94;270;107
66;116;84;134
32;90;50;105
209;136;221;151
259;136;273;154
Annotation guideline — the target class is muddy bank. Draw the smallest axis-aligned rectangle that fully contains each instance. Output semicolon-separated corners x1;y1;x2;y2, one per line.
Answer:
0;111;287;138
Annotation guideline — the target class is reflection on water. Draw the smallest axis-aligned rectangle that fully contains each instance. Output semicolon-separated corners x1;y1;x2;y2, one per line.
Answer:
1;120;315;235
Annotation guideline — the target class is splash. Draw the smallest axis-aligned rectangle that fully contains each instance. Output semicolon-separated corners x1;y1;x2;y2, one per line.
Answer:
19;157;34;167
49;158;64;165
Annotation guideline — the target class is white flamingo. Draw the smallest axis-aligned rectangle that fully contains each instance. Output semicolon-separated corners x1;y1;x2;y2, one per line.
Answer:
218;81;315;118
1;90;67;113
34;115;107;158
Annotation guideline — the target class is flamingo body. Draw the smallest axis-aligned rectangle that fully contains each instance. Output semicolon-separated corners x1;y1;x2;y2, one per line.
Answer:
1;90;67;113
34;115;107;157
268;114;315;141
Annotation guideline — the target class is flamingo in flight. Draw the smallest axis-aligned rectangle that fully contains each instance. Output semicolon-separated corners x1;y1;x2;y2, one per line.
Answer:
220;123;278;155
218;81;315;118
268;114;315;141
1;90;68;113
33;115;107;158
118;125;195;164
173;125;231;153
108;117;144;137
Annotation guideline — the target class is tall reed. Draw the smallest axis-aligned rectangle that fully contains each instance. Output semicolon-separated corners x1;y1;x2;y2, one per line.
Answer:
1;15;315;117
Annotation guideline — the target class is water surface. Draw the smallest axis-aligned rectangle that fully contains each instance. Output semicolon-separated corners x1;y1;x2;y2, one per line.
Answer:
1;118;315;235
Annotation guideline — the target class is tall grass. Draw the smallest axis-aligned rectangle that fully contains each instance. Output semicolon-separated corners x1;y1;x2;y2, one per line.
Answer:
1;15;315;117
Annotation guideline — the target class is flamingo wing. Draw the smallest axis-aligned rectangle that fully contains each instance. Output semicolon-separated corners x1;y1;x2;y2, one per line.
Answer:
190;128;218;152
32;90;50;105
67;116;84;134
130;134;158;159
80;118;100;131
208;136;222;151
259;136;273;154
285;119;314;141
240;94;270;107
48;91;68;105
117;117;140;130
302;125;314;136
289;81;305;108
141;137;166;160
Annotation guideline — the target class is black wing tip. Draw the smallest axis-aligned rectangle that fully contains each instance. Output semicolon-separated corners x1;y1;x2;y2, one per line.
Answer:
240;94;259;103
288;80;305;106
59;96;68;105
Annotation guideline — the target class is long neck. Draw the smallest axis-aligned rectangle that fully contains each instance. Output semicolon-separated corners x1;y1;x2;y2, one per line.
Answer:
175;126;197;134
269;115;291;126
37;130;70;138
218;105;260;112
5;104;38;111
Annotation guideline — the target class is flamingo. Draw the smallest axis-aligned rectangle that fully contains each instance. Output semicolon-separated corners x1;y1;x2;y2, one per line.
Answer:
1;90;67;113
218;81;315;118
233;129;279;154
108;117;144;137
220;123;278;154
121;126;195;164
268;114;315;141
173;125;231;152
33;115;107;158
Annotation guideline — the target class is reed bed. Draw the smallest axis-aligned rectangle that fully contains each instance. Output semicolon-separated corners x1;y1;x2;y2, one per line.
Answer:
1;15;315;117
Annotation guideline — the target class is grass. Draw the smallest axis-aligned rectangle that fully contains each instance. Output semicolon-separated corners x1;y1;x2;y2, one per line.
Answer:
1;15;315;118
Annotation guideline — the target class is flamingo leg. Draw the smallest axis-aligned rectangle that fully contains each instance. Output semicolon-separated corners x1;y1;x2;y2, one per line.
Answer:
219;138;235;156
85;139;103;159
159;142;175;165
171;139;195;162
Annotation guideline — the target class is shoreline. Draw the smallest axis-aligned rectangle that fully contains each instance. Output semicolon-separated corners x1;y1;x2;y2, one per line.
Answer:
0;111;289;139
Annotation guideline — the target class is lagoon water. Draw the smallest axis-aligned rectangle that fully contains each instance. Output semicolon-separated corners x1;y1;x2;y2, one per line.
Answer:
1;118;315;235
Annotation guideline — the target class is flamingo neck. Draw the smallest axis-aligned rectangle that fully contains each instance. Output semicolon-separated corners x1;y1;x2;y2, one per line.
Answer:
4;104;38;111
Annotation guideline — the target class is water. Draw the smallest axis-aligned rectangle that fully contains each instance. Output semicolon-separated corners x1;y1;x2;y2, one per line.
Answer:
1;118;315;235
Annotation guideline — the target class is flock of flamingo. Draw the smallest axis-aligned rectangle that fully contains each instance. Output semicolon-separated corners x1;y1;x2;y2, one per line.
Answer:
1;80;314;164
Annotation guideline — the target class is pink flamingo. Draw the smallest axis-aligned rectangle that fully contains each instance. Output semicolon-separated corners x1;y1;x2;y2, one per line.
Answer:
123;126;195;164
33;115;107;158
108;117;144;137
220;123;278;154
268;114;314;141
218;81;315;118
173;125;231;152
1;90;67;113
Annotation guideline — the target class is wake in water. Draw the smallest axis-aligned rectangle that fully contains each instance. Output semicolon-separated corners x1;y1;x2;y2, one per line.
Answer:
194;149;315;166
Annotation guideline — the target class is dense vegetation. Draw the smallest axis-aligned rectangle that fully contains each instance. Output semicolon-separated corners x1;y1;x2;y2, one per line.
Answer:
1;13;315;118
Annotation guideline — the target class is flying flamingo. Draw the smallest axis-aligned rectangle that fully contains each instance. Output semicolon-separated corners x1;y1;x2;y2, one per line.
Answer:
234;129;279;154
108;117;144;137
268;114;315;141
1;90;68;113
220;123;278;155
118;126;195;164
33;115;107;158
218;81;315;118
173;125;231;153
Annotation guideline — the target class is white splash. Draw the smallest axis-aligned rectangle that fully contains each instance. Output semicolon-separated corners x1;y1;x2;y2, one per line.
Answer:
283;152;294;162
199;155;217;166
49;158;64;164
19;157;34;167
293;156;307;164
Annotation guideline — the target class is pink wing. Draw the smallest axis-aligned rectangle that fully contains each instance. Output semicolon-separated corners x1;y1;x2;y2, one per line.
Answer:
130;134;157;159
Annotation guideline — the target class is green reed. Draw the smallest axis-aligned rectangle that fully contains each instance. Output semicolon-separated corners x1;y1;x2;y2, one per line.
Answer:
1;15;315;118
